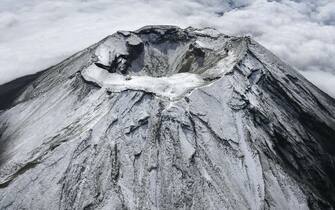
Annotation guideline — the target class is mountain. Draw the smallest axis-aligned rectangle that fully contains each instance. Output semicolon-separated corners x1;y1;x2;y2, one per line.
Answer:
0;25;335;210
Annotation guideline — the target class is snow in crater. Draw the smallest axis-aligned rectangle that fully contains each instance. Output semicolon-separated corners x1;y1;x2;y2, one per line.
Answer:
81;65;206;100
81;47;241;100
81;27;245;100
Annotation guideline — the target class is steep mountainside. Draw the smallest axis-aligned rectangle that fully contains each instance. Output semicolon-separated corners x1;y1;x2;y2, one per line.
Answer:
0;26;335;210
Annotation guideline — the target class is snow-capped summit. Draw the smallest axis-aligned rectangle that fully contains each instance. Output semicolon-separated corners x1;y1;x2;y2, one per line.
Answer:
0;25;335;209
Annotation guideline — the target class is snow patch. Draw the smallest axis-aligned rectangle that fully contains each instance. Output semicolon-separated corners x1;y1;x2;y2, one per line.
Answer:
82;65;207;100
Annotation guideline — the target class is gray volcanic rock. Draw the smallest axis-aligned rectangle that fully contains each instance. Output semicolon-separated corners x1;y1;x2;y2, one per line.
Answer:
0;25;335;210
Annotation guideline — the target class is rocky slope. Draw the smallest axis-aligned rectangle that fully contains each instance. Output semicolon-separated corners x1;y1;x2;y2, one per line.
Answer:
0;25;335;210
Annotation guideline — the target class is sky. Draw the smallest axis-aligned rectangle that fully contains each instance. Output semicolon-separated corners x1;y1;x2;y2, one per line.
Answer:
0;0;334;97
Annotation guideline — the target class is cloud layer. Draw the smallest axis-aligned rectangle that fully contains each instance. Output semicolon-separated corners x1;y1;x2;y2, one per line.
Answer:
0;0;334;97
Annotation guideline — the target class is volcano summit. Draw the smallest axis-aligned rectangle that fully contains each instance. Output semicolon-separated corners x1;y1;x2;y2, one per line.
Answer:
0;26;335;210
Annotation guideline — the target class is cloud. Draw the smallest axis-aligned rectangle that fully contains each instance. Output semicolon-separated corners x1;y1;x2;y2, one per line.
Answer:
300;70;335;98
216;0;335;72
0;0;334;98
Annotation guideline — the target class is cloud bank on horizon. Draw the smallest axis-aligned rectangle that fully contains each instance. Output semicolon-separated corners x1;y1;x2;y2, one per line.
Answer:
0;0;334;97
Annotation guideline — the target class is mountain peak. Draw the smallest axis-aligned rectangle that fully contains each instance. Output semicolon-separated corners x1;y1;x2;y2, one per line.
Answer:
0;26;335;209
81;26;242;100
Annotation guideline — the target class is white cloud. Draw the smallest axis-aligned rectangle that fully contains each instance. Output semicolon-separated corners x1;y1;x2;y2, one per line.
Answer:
300;70;335;98
0;0;334;98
